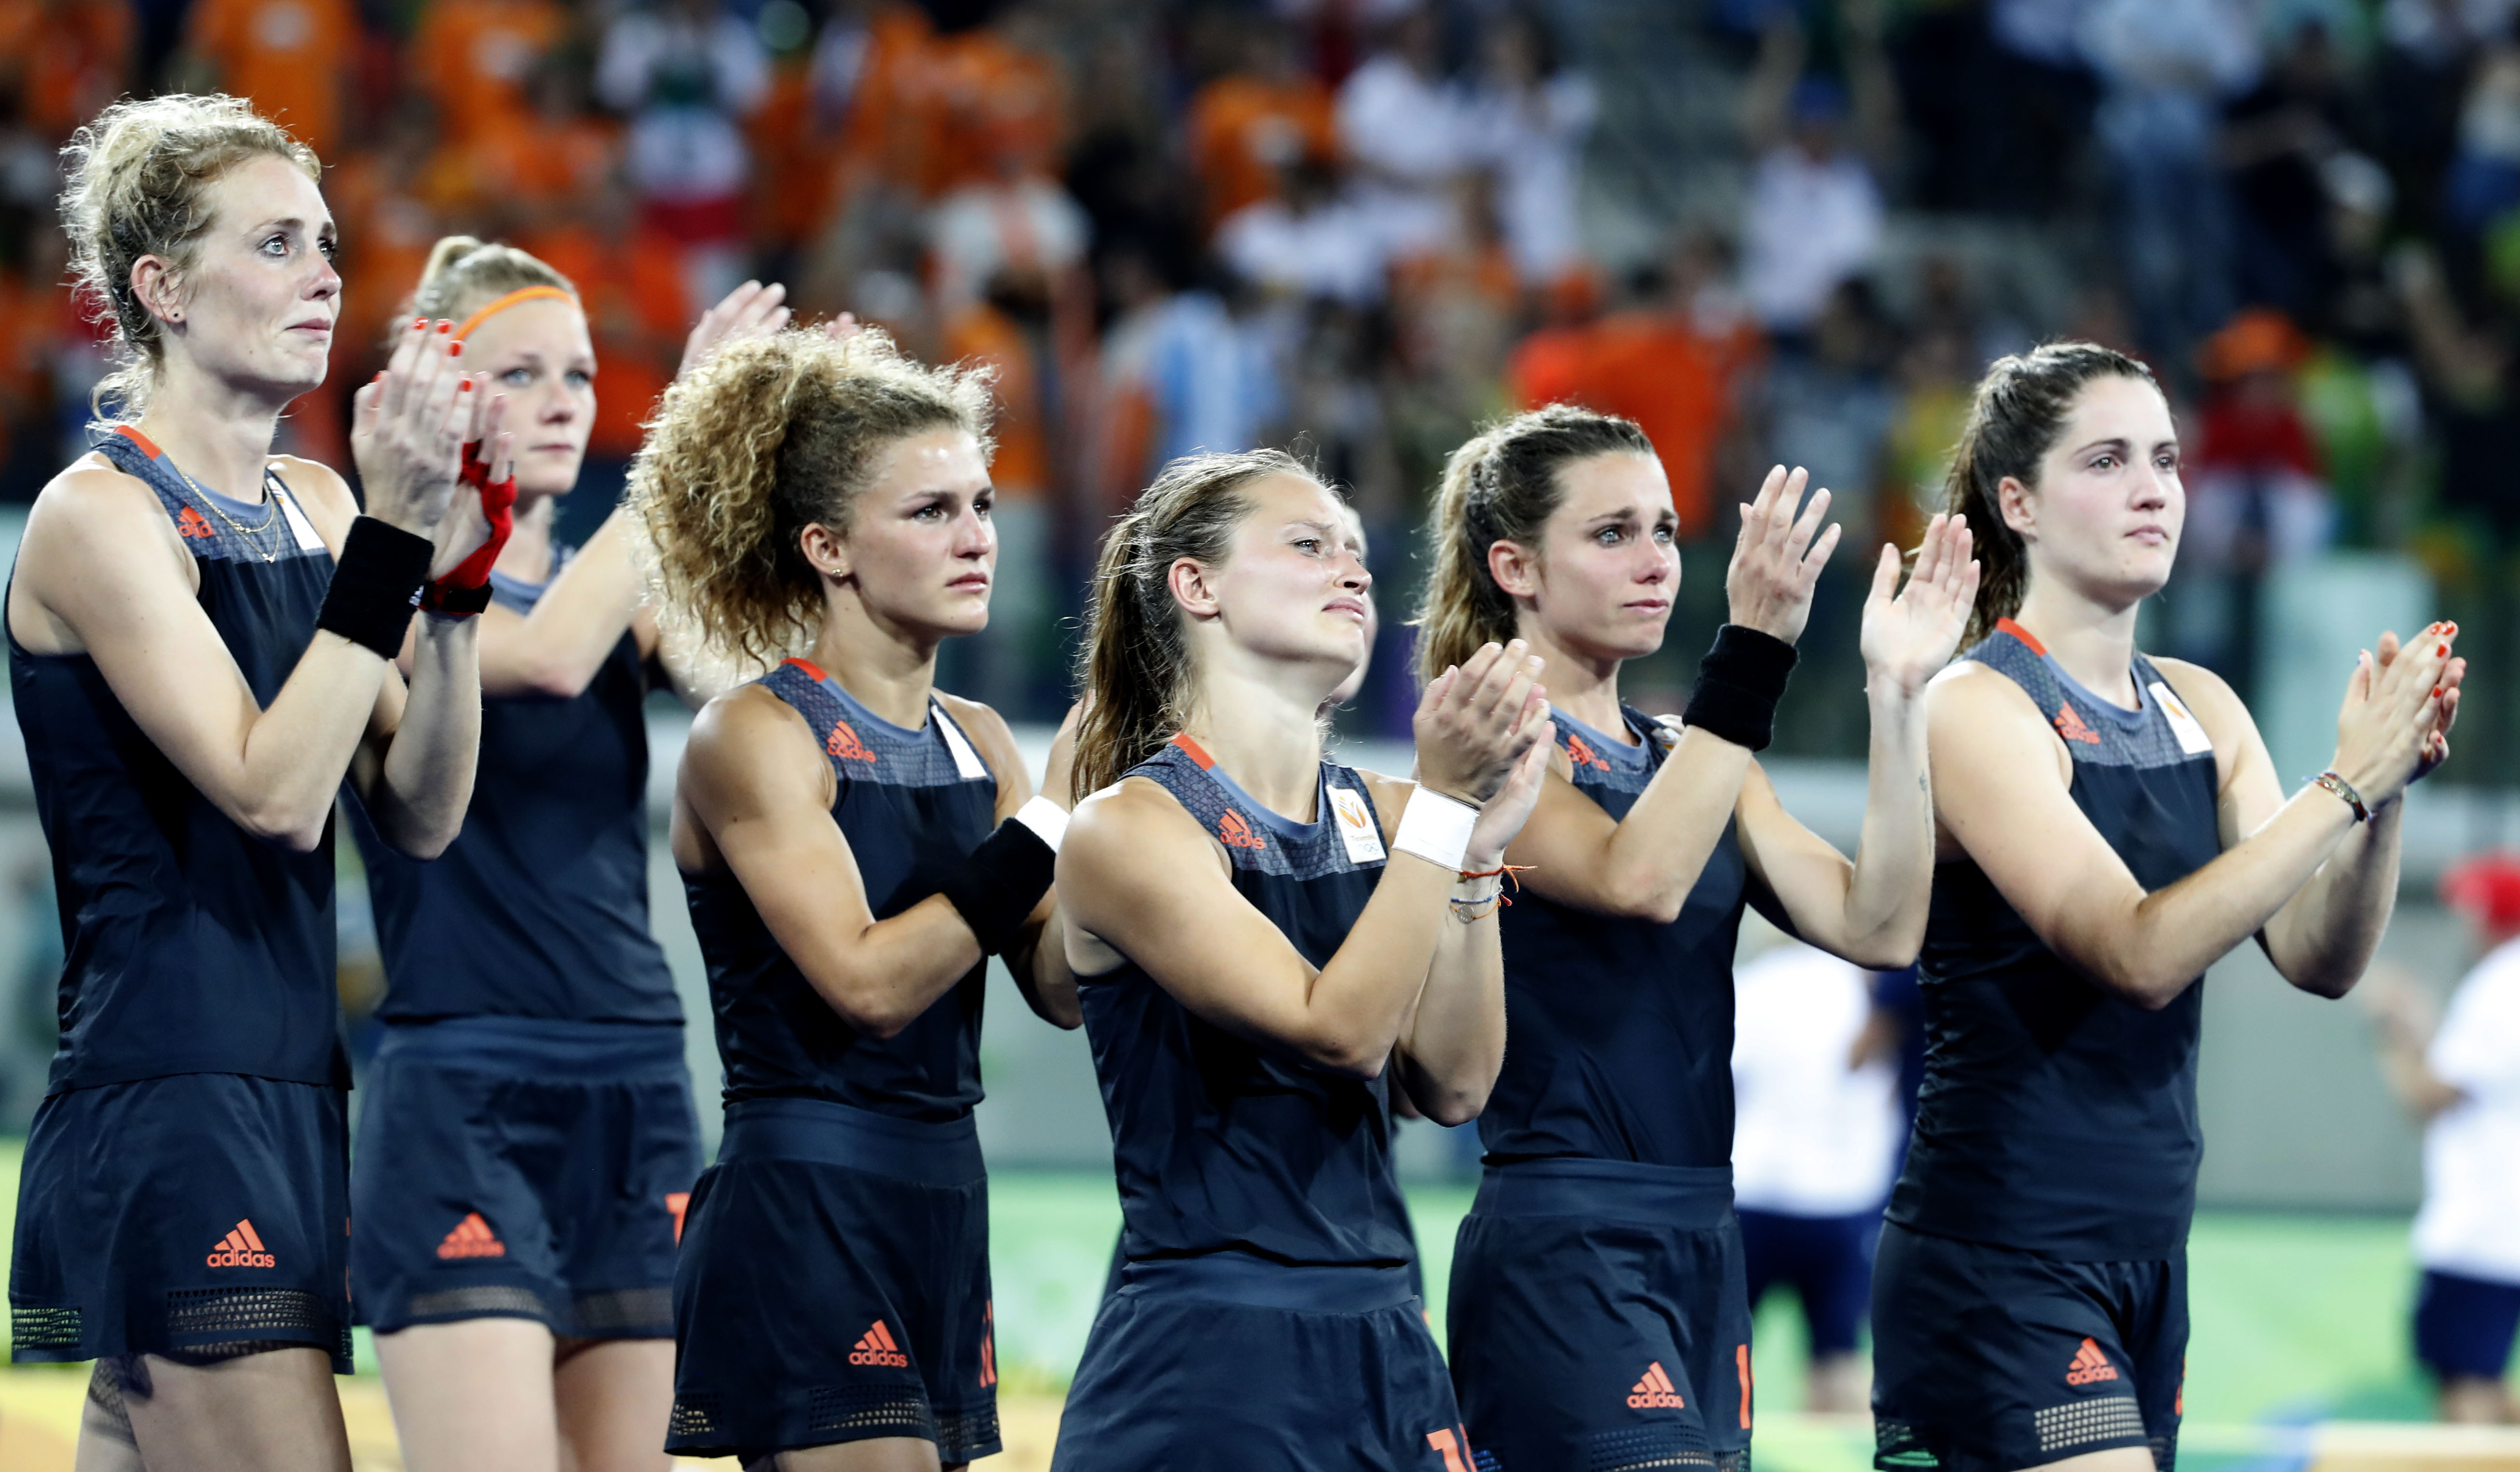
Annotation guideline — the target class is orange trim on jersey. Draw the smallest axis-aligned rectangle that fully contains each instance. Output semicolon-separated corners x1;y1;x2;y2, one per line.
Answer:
112;424;163;459
1995;617;2047;656
450;285;578;341
785;657;830;683
1170;733;1216;769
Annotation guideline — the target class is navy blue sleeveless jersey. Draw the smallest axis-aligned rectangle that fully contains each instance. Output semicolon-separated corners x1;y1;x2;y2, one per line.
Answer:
684;659;998;1120
352;562;678;1023
9;426;346;1091
1079;737;1414;1269
1478;708;1753;1169
1888;620;2223;1260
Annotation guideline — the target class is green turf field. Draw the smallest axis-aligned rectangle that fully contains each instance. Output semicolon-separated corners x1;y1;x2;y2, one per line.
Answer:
0;1148;2474;1472
985;1173;2445;1422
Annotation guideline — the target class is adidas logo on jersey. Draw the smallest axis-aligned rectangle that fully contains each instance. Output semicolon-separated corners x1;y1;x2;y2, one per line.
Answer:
2052;702;2101;745
2065;1337;2120;1386
827;719;875;763
848;1320;910;1368
1216;809;1265;851
175;505;218;540
1627;1361;1685;1408
1565;730;1609;770
205;1219;275;1269
436;1212;506;1260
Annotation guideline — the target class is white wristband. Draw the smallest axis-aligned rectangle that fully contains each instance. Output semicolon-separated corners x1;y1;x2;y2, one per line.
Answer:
1012;795;1070;852
1392;787;1478;872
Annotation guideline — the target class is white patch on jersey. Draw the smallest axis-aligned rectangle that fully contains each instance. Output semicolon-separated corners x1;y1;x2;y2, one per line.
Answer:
931;702;993;781
277;489;325;552
1328;784;1387;865
2148;681;2215;756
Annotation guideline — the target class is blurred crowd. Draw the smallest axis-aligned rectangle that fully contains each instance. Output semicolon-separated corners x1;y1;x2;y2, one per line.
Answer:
7;0;2520;742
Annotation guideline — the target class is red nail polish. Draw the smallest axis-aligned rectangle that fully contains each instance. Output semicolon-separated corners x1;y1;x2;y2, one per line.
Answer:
448;340;462;357
436;321;451;334
2439;644;2449;656
411;317;426;330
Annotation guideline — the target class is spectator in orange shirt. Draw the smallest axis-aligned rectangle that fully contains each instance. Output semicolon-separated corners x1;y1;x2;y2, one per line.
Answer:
438;59;621;244
522;182;691;475
412;0;567;146
1186;16;1337;236
0;0;133;140
923;12;1065;199
1508;237;1764;539
180;0;357;157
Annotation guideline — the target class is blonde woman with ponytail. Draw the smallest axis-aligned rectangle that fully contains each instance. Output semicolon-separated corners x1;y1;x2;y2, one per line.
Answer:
1422;405;1978;1469
1871;344;2461;1472
344;239;804;1472
1050;449;1551;1470
635;325;1075;1472
10;95;497;1470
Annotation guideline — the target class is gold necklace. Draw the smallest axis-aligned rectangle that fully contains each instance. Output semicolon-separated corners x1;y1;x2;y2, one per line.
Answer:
174;462;285;564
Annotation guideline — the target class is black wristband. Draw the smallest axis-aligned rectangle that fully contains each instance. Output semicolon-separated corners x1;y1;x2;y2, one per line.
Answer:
1682;623;1798;752
935;817;1058;956
316;517;433;659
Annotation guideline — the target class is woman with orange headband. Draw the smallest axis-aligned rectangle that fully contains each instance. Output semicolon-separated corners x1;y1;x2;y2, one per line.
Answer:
344;237;801;1472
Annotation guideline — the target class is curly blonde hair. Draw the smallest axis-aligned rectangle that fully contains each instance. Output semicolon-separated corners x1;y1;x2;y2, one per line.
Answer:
1414;405;1654;684
59;94;320;421
409;235;576;338
629;326;995;668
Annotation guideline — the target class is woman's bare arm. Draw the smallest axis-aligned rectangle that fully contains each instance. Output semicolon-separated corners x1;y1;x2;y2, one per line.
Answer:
1929;629;2452;1009
676;686;996;1037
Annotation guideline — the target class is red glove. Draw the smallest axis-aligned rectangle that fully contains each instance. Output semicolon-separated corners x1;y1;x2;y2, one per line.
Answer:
419;441;517;615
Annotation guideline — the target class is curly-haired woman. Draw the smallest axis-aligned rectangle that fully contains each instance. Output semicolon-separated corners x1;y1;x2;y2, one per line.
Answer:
630;326;1076;1471
9;95;497;1469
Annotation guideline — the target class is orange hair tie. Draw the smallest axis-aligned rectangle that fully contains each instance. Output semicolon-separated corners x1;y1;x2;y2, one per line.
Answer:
450;285;577;341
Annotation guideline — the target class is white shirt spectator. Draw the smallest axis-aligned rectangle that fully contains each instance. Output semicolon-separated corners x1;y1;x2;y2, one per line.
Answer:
1338;53;1484;187
2413;937;2520;1285
1217;193;1392;308
1731;943;1902;1219
2080;0;2261;160
926;178;1090;316
1741;145;1883;332
1992;0;2092;65
597;5;769;205
1472;71;1597;284
1337;53;1481;257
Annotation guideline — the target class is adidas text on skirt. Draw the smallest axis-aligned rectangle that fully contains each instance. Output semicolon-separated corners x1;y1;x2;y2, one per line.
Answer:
1052;1253;1472;1472
11;1074;352;1371
351;1017;701;1337
667;1096;998;1463
1447;1158;1754;1472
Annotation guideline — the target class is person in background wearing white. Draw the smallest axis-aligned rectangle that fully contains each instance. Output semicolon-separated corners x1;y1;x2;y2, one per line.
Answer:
595;0;769;307
1336;2;1483;257
2370;852;2520;1426
1730;925;1904;1414
1468;6;1596;289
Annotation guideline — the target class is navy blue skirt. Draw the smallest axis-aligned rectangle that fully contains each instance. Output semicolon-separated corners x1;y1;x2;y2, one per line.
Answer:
668;1095;999;1464
12;1073;352;1371
351;1016;701;1337
1448;1158;1753;1472
1055;1253;1471;1472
